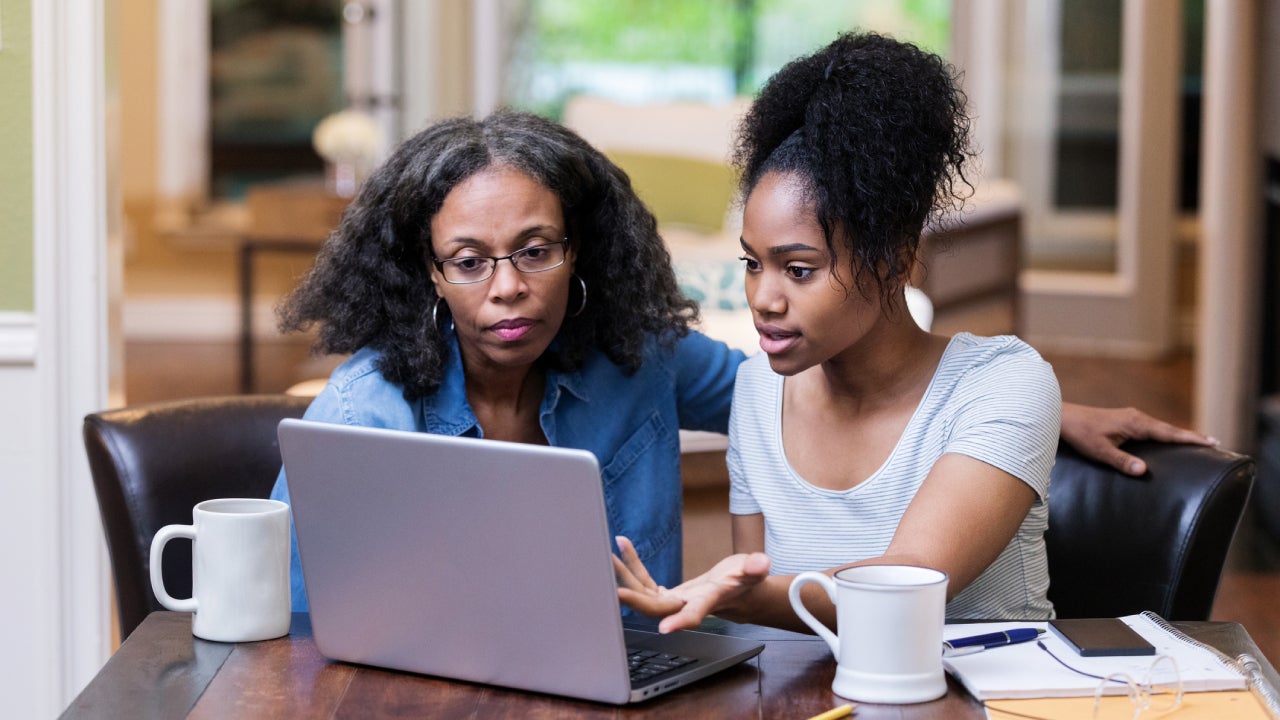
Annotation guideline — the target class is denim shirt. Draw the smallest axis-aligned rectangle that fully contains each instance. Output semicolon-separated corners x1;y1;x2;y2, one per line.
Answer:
271;330;746;611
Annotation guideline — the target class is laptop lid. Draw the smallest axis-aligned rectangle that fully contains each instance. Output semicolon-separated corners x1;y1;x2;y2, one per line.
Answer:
277;419;762;704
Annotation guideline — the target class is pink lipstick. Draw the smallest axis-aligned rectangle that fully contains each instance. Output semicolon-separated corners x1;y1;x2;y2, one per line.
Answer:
490;318;536;341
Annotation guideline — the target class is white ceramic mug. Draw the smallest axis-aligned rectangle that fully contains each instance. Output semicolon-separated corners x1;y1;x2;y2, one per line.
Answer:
789;565;948;704
150;498;292;643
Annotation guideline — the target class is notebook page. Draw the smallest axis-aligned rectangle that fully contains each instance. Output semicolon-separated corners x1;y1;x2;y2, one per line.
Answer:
942;614;1246;700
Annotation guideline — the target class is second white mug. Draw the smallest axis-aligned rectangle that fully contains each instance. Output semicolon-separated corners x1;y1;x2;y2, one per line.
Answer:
150;497;292;643
789;565;948;704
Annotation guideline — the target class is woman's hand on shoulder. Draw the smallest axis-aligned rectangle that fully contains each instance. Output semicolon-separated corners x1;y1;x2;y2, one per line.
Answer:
614;536;770;634
1060;402;1218;476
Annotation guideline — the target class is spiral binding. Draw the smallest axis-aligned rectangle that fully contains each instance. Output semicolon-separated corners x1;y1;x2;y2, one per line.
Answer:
1139;610;1280;719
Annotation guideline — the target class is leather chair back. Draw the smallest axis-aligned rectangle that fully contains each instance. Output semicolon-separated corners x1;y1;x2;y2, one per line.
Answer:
84;395;312;639
1046;440;1255;620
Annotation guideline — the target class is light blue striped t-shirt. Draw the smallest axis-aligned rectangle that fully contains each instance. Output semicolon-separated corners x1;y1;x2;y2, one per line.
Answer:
727;333;1061;620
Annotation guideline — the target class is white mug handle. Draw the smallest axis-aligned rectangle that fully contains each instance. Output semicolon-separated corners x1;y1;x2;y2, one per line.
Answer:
150;524;198;612
790;571;840;657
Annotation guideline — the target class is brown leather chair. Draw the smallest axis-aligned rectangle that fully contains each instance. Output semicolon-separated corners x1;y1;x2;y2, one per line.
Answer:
84;395;312;639
1046;441;1255;620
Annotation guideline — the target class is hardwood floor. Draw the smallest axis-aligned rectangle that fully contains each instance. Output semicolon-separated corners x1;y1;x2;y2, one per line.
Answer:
124;339;1280;662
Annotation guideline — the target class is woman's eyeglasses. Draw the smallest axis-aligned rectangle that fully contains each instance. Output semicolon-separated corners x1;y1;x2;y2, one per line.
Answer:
986;642;1185;720
1041;641;1184;720
433;239;569;284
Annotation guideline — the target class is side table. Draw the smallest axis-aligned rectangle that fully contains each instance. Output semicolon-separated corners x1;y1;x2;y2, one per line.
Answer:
239;181;350;393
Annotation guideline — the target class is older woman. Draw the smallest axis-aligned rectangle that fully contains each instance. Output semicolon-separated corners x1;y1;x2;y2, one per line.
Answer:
271;112;742;610
272;110;1211;612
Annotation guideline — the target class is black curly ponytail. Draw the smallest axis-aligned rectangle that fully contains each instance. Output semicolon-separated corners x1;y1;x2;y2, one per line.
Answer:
733;32;975;303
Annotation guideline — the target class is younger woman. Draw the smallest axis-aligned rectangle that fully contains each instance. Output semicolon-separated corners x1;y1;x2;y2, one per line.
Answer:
619;32;1061;630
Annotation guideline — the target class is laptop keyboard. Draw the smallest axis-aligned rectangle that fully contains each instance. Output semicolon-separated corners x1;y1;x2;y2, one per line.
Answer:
628;649;696;684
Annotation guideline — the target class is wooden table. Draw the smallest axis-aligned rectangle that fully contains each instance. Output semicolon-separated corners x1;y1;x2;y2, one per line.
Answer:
61;613;1278;719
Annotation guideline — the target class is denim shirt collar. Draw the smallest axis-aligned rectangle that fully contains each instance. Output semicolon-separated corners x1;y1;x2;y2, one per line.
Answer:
548;355;591;402
421;332;591;440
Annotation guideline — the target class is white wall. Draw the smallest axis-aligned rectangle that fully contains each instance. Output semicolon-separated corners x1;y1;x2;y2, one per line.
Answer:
1195;0;1264;450
3;2;117;715
0;357;63;718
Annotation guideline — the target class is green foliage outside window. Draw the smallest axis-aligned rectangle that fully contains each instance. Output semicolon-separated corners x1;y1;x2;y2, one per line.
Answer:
507;0;951;119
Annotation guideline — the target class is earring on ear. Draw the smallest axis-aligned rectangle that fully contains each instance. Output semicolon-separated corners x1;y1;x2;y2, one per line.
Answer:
568;274;587;318
432;297;454;333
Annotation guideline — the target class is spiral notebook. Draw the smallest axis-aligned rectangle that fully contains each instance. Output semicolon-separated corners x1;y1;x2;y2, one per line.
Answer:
942;612;1251;701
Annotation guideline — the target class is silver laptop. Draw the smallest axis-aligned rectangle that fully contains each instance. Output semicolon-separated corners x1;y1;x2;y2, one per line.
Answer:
277;419;764;704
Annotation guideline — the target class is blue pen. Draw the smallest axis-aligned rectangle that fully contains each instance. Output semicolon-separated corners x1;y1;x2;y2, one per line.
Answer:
942;628;1043;657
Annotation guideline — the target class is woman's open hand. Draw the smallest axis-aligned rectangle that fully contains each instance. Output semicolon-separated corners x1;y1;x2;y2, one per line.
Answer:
614;536;771;634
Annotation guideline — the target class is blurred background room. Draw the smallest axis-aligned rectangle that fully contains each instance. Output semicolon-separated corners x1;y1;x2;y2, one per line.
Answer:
6;1;1280;715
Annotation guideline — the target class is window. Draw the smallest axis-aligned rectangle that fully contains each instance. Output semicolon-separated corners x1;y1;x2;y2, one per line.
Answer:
208;0;345;199
504;0;950;119
1009;0;1203;271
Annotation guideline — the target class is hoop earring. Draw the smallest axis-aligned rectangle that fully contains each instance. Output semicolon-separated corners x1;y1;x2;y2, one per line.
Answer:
432;297;454;333
569;274;587;318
